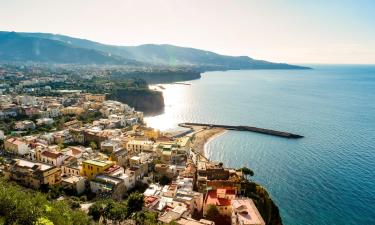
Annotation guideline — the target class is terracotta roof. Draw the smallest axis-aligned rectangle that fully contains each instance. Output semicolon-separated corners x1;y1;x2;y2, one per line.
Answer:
205;190;232;207
41;151;64;159
71;148;82;156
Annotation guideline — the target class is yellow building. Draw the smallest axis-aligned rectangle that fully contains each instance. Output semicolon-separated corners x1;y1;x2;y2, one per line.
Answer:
81;159;114;179
60;106;84;116
143;127;159;140
4;159;61;189
133;125;159;140
84;94;106;102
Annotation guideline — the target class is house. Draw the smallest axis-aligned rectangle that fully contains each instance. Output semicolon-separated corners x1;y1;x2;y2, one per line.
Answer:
101;139;121;153
64;120;82;129
61;161;81;177
0;130;4;140
69;128;85;144
61;175;86;195
197;161;242;193
110;149;128;167
84;94;106;102
90;174;126;200
231;199;265;225
14;120;36;130
155;163;178;178
53;130;73;144
126;139;154;155
174;217;215;225
4;137;29;155
81;159;114;179
203;188;236;217
40;150;66;166
108;114;127;127
60;106;84;116
4;159;61;189
36;118;54;126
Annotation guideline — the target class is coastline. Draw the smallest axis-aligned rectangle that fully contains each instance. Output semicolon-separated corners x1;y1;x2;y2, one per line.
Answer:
189;125;226;158
202;128;227;157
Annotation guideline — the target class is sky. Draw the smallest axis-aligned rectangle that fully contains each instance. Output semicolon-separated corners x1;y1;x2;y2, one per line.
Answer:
0;0;374;64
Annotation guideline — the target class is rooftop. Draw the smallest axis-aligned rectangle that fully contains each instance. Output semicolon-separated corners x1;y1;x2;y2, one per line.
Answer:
232;198;265;225
83;159;111;167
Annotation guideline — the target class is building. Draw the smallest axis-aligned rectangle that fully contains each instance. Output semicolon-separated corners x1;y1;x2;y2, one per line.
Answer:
4;137;29;155
81;159;114;179
101;139;121;153
36;118;54;126
14;120;36;130
4;159;61;189
64;120;82;129
203;188;236;217
40;150;66;166
60;106;84;116
90;174;126;200
126;139;154;154
231;199;265;225
174;217;215;225
84;94;106;102
61;175;86;195
110;149;128;167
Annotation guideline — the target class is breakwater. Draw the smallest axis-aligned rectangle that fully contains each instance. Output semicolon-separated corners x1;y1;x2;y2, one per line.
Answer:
179;122;303;139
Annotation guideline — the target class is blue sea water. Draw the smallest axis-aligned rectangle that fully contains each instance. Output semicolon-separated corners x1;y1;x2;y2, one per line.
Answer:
145;65;375;225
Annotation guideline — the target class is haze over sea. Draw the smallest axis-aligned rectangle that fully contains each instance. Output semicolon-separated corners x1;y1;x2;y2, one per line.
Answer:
145;65;375;225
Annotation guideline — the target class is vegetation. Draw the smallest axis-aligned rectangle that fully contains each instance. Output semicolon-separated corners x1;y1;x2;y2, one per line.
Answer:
205;204;220;221
0;178;91;225
242;180;283;225
88;192;144;223
154;174;171;185
241;166;255;180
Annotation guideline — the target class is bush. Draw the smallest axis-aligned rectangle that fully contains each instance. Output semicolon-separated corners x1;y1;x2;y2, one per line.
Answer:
0;178;91;225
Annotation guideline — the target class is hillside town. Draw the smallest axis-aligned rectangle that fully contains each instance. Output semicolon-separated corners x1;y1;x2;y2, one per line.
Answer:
0;91;266;225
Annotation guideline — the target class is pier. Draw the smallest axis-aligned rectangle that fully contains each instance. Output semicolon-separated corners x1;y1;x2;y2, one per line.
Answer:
179;122;304;139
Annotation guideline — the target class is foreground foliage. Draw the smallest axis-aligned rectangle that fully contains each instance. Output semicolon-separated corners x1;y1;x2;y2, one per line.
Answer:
88;192;145;224
0;178;91;225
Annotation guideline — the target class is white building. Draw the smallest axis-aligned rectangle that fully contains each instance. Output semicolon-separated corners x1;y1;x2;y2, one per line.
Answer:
40;151;66;166
4;138;29;155
126;140;154;154
36;118;54;126
231;198;265;225
0;130;4;140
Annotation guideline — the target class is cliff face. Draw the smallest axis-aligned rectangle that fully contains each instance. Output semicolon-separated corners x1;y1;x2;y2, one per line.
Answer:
243;181;283;225
108;89;164;115
110;71;201;84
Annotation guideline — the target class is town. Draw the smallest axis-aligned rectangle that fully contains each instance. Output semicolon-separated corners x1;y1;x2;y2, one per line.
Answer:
0;65;270;225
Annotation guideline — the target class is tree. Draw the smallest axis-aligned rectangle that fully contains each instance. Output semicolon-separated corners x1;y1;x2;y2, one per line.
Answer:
89;141;97;150
241;167;254;180
35;217;54;225
205;204;220;222
126;192;144;214
103;201;128;223
159;175;171;185
88;200;108;221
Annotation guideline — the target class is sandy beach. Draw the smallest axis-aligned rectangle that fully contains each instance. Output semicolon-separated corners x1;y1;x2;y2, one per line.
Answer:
189;126;226;158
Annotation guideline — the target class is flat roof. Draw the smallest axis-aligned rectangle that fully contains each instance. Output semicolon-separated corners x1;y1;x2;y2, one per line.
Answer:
17;159;52;171
232;199;265;225
83;159;111;167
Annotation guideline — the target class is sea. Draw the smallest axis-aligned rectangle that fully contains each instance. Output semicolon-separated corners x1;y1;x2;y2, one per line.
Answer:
144;65;375;225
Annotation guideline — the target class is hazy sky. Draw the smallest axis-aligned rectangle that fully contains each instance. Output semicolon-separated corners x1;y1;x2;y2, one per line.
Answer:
1;0;374;64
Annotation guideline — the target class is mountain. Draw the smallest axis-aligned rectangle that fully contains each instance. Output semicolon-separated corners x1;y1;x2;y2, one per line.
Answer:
0;32;140;65
0;31;309;69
